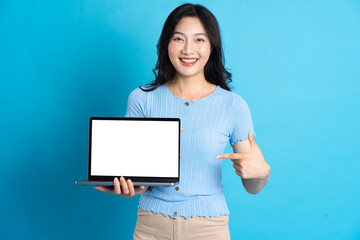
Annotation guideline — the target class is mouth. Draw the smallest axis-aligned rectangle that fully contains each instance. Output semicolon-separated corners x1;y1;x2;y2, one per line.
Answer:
179;58;198;66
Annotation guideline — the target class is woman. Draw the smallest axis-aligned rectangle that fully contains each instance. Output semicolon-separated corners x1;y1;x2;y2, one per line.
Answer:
95;3;270;239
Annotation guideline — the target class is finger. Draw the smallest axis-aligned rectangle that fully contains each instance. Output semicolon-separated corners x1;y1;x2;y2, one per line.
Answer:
114;177;121;195
233;163;243;169
248;131;257;148
231;158;245;164
232;163;237;170
217;153;247;159
236;163;244;172
127;179;135;196
235;169;243;178
94;185;105;191
134;186;145;194
94;185;113;194
120;176;130;194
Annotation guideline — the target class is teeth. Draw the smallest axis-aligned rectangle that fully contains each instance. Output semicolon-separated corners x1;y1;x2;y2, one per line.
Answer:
180;58;198;63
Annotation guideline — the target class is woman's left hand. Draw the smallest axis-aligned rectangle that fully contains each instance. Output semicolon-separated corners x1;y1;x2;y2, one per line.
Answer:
216;132;270;179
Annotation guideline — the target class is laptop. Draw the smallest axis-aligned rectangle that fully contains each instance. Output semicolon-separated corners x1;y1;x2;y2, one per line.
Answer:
75;117;180;186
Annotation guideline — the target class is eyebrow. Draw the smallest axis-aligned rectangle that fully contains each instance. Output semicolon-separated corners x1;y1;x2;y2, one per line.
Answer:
173;31;207;37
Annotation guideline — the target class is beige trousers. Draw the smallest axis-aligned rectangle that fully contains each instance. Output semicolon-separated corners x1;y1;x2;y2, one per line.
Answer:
133;208;230;240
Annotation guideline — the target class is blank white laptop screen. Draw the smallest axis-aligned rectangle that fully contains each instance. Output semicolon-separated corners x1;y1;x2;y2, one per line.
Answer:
91;119;179;178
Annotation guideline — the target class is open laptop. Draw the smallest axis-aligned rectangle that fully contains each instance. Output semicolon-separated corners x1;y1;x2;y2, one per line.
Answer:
75;117;180;186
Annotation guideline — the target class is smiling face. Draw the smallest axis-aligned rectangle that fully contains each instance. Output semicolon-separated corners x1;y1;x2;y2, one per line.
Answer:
168;17;211;80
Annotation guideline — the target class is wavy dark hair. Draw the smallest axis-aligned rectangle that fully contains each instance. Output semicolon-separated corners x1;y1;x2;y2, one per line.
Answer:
140;3;232;92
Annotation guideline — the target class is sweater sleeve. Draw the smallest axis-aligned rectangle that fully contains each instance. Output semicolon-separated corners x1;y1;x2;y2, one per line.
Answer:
125;87;147;118
229;93;256;145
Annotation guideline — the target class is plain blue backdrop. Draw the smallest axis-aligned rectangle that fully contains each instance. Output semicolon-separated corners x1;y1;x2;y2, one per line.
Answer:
1;0;359;239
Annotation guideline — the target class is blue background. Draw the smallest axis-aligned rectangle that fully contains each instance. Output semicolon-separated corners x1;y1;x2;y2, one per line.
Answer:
1;0;359;239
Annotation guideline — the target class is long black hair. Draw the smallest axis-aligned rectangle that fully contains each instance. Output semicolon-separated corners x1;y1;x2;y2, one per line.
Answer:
140;3;232;92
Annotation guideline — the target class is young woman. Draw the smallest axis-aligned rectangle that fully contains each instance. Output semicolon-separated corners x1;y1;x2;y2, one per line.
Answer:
95;4;270;239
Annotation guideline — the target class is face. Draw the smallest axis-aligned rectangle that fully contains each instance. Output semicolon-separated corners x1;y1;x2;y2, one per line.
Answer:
168;17;211;79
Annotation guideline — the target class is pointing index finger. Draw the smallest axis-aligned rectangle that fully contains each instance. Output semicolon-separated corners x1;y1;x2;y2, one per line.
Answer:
217;153;235;159
216;153;247;159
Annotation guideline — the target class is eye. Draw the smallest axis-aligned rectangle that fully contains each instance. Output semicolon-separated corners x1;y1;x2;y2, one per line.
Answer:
173;37;183;41
196;38;205;42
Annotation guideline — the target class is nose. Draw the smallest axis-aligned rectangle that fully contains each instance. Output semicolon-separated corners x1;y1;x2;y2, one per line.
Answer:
181;40;193;55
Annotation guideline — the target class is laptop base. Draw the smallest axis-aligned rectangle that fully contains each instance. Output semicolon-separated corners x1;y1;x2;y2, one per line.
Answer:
75;181;175;186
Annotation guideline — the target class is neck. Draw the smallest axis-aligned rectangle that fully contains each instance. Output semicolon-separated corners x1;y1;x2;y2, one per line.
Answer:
169;73;208;95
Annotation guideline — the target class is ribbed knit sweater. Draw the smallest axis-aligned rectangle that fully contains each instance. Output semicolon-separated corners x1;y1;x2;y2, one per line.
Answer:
125;83;255;219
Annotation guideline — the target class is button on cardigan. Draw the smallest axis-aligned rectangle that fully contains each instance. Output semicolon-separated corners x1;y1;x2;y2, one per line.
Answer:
125;84;255;219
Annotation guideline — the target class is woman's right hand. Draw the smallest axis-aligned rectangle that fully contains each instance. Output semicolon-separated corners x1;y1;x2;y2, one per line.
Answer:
94;177;148;198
